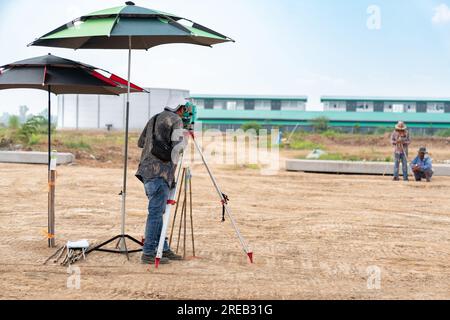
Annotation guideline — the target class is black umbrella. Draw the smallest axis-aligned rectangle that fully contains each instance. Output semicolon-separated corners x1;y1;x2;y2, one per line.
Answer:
0;53;145;247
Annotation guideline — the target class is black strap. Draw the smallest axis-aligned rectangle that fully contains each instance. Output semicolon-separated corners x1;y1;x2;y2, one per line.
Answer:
151;114;159;140
152;114;175;146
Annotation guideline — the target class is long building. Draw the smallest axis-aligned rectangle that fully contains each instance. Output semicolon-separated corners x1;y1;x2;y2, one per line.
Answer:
321;96;450;113
190;94;308;111
194;94;450;132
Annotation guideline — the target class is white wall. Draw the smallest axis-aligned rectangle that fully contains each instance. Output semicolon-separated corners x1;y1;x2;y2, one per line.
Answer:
57;88;189;130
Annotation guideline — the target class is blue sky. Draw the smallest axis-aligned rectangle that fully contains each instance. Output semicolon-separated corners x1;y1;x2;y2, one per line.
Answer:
1;0;450;114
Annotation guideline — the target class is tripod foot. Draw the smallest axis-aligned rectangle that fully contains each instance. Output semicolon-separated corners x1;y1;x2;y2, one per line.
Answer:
247;252;254;264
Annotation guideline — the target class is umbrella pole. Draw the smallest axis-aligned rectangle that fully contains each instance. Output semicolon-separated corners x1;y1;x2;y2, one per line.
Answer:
119;37;132;247
86;37;144;258
47;85;56;248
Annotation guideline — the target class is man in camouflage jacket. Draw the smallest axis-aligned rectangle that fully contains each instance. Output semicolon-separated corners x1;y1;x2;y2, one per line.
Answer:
136;105;185;264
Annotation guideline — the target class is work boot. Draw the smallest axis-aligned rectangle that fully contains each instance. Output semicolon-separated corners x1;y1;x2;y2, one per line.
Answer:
163;249;184;261
393;177;400;181
141;254;170;265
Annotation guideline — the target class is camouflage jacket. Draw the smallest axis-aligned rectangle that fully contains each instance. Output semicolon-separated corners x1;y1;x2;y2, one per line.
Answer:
136;109;183;187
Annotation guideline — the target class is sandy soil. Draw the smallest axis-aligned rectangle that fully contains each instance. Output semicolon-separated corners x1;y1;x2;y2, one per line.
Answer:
1;158;450;300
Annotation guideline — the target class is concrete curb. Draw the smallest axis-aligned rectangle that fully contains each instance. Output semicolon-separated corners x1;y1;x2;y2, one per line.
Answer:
286;159;450;176
0;151;74;165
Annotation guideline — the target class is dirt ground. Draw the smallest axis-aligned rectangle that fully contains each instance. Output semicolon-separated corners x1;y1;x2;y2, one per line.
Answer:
1;157;450;300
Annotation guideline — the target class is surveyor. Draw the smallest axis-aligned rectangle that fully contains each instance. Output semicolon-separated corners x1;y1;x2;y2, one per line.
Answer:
136;104;186;265
391;121;411;181
410;147;433;182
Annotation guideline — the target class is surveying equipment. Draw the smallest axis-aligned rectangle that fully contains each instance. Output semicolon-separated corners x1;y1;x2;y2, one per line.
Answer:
181;102;197;131
154;115;253;267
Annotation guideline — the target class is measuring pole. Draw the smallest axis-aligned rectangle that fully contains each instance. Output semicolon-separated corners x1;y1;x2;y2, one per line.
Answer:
190;132;253;263
155;153;185;268
48;150;57;248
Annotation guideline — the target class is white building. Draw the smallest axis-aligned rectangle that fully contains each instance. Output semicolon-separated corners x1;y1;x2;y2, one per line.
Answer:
57;87;189;130
190;94;308;112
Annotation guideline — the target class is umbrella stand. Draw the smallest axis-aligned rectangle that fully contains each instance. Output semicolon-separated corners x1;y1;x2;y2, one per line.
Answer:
87;37;144;258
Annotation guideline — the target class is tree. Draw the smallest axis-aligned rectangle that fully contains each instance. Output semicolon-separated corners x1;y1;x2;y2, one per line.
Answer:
241;122;262;134
8;115;20;130
310;117;329;133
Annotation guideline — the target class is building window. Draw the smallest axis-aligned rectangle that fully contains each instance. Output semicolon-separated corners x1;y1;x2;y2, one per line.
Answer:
204;99;214;110
226;101;237;110
271;100;281;111
244;100;255;110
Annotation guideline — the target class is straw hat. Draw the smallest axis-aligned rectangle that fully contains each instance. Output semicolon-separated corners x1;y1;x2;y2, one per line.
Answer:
395;121;407;131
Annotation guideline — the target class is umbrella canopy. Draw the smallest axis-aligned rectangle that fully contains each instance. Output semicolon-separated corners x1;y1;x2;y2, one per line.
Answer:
0;54;144;94
0;53;145;248
29;1;234;50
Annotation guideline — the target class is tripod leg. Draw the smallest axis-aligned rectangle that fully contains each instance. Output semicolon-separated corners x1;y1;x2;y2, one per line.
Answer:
189;170;195;257
191;135;253;263
169;169;185;247
155;153;185;268
176;197;186;254
183;175;187;260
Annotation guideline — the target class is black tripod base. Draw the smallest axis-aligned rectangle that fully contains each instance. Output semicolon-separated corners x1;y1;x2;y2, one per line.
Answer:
86;234;143;260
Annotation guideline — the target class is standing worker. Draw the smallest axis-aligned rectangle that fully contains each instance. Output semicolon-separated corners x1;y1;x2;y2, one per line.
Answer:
411;147;434;182
136;104;186;265
391;121;411;181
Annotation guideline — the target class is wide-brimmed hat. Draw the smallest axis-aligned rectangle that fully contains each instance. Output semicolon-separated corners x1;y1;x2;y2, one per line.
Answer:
418;147;428;154
395;121;407;130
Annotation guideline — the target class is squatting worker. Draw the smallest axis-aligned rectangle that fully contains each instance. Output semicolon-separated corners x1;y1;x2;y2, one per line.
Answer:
136;104;186;265
411;147;433;182
391;121;411;182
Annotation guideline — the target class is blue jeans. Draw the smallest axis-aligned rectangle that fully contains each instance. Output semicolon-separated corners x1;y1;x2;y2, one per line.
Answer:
414;169;433;182
394;153;408;180
143;178;170;256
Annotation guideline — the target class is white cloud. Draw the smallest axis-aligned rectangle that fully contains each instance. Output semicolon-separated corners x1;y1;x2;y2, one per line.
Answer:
432;4;450;25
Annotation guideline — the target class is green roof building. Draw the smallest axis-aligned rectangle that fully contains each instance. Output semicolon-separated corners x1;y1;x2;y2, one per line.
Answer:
321;96;450;113
192;95;450;132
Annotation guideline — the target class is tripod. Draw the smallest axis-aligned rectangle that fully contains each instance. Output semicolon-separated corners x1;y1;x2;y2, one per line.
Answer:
169;166;196;259
155;132;253;268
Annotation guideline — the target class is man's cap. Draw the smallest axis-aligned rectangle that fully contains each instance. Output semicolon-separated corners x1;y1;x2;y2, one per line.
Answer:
164;104;185;113
418;147;428;154
395;121;407;131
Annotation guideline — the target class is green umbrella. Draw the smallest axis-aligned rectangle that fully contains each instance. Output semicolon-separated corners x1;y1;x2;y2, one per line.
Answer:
29;1;234;257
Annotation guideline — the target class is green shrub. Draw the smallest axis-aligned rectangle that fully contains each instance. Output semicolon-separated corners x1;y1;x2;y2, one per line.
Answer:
375;127;391;135
319;153;344;161
290;139;324;150
8;116;20;130
64;139;92;150
17;116;53;145
321;130;340;138
435;129;450;137
28;133;42;146
319;153;363;161
241;122;262;134
310;117;329;133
